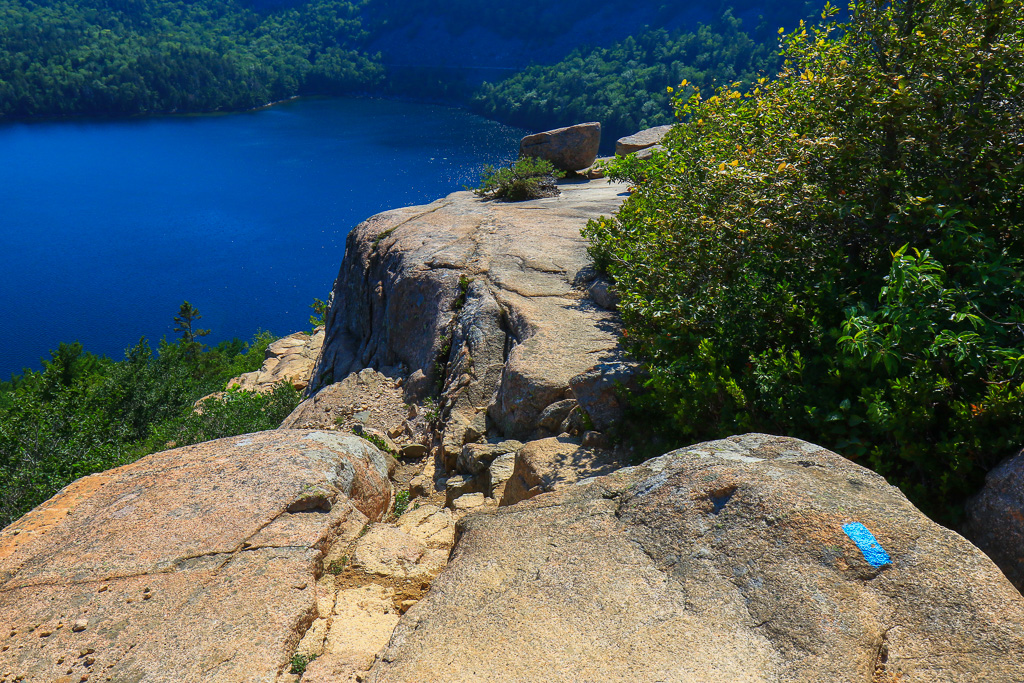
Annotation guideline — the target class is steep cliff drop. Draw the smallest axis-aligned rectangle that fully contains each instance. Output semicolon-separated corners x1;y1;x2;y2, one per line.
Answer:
304;177;635;501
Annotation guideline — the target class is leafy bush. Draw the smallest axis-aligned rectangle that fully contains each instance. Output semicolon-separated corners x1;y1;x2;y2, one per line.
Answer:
473;156;565;201
585;0;1024;522
148;383;301;452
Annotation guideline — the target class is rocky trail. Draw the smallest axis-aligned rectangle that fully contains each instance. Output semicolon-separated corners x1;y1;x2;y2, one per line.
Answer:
3;125;1024;681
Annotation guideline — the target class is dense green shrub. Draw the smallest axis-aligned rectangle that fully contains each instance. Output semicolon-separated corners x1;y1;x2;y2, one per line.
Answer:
473;156;564;201
585;0;1024;521
0;328;300;528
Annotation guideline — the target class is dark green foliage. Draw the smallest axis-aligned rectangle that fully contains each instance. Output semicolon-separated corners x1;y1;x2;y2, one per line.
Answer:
369;0;813;46
357;430;394;454
453;275;471;311
0;0;383;119
473;156;564;201
148;383;300;452
0;328;299;528
585;0;1024;522
393;489;410;517
309;296;329;330
472;12;780;144
289;653;316;674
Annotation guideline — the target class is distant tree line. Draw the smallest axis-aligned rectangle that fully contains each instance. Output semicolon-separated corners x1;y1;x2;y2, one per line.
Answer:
0;0;383;118
0;0;819;126
471;11;781;144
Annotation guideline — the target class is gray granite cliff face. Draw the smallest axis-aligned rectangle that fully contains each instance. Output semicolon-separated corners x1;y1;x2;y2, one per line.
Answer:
310;178;634;464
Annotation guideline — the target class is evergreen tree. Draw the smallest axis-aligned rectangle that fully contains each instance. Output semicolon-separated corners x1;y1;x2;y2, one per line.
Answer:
173;301;211;352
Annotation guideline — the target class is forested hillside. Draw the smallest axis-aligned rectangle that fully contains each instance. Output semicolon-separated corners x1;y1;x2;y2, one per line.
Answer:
472;12;778;146
0;0;813;121
0;0;382;117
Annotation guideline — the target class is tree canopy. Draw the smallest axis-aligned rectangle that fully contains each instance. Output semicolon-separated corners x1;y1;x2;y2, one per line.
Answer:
0;0;383;118
0;323;299;528
472;12;780;144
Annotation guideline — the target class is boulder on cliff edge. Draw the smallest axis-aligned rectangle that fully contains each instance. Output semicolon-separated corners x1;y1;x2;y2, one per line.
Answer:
0;430;393;682
519;122;601;172
615;124;672;156
369;434;1024;683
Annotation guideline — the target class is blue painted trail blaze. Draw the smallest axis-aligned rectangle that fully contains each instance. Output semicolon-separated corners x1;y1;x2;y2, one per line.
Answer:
842;522;892;568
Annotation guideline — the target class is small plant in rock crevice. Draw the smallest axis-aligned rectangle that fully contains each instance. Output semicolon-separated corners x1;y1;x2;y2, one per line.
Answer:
372;226;397;247
290;653;317;675
393;490;410;518
356;430;395;455
326;556;348;575
434;334;453;395
453;275;472;310
422;397;440;423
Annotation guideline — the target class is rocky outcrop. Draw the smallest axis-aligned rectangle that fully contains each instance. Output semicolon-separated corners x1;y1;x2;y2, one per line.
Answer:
297;501;457;683
369;434;1024;682
519;122;601;172
0;430;393;682
309;178;633;492
8;143;1024;683
615;124;672;156
226;329;325;393
962;448;1024;592
500;435;625;506
283;368;412;436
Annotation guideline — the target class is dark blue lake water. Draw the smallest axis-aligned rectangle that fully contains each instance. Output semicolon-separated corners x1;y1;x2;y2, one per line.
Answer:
0;98;524;380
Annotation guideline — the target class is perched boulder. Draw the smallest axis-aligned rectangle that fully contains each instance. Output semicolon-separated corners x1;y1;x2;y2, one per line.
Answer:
962;448;1024;592
0;430;393;682
500;435;625;506
615;124;673;157
519;122;601;172
372;434;1024;682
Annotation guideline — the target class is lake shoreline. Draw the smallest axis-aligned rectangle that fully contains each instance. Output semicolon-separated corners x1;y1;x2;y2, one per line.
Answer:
0;98;525;379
